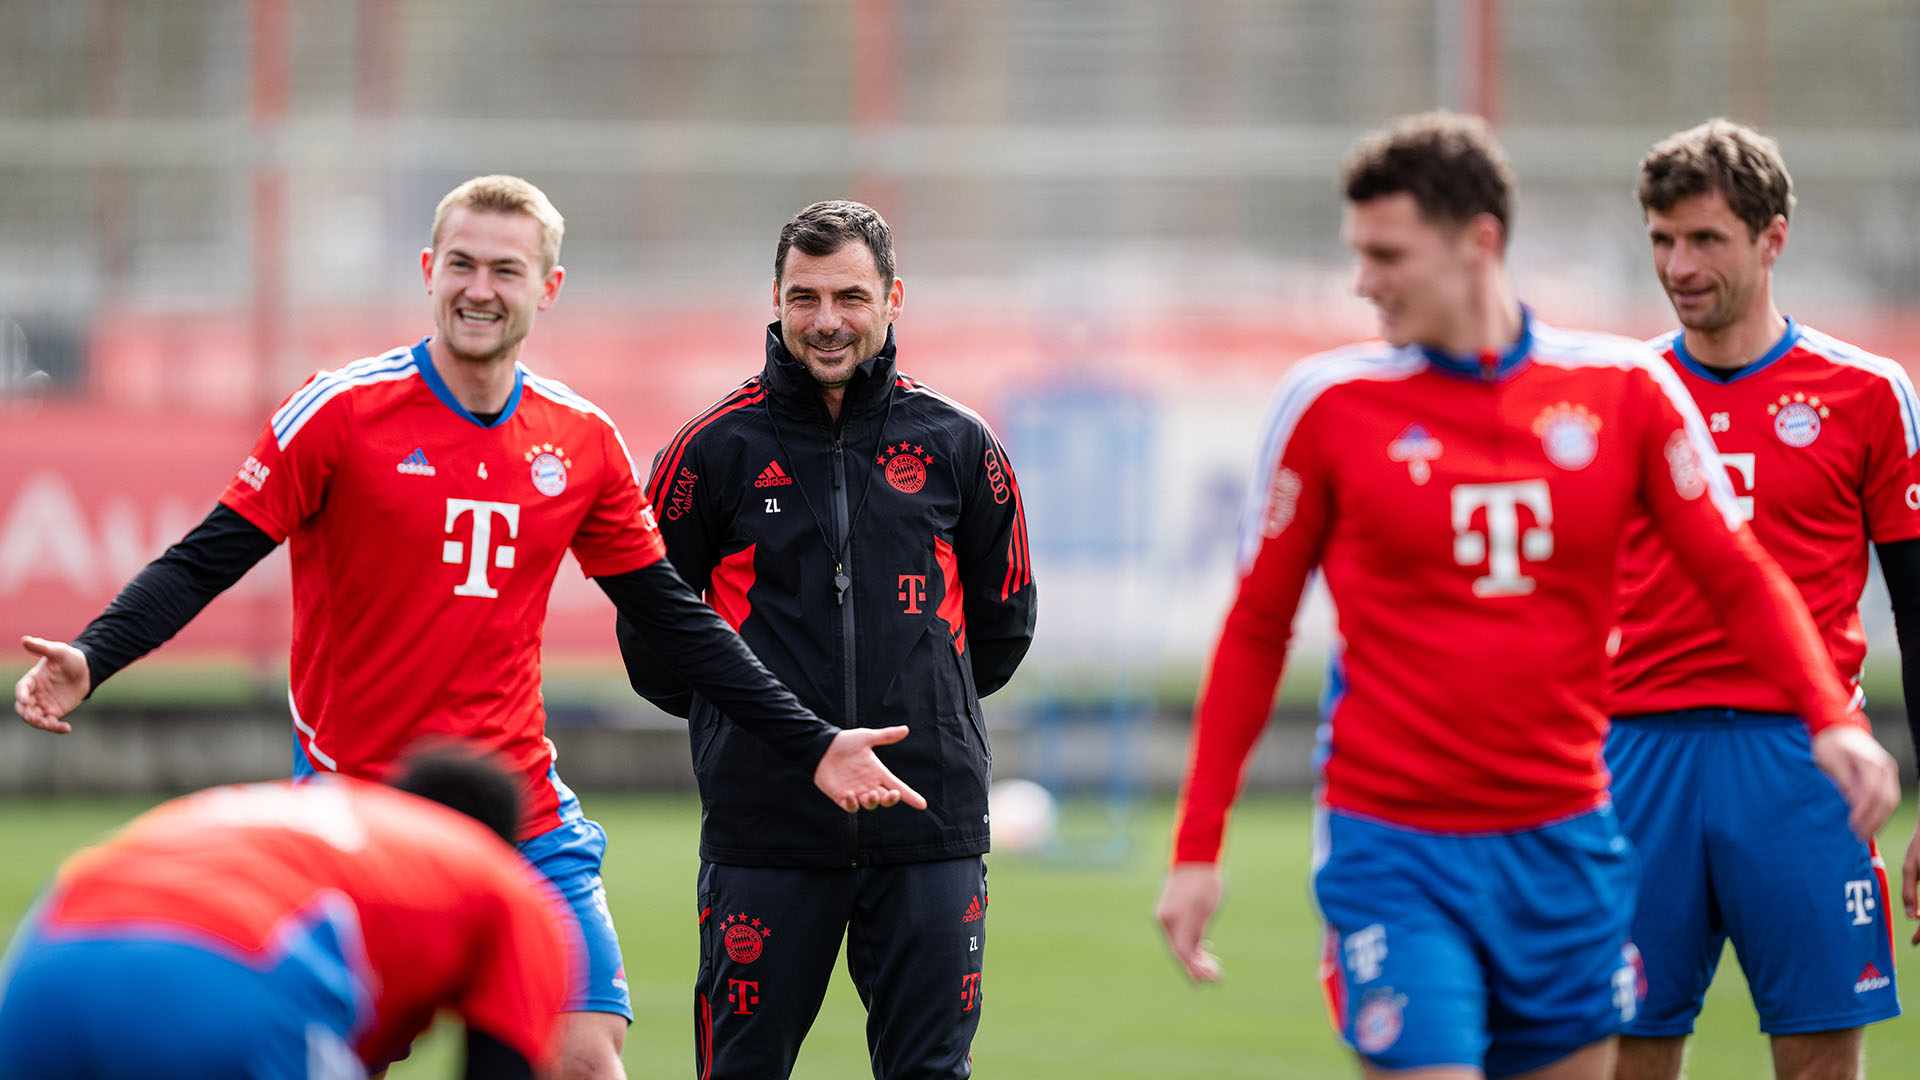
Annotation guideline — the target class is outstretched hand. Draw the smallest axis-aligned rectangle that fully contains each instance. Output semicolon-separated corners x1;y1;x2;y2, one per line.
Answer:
1811;722;1901;841
813;725;928;813
1155;863;1225;983
14;635;90;734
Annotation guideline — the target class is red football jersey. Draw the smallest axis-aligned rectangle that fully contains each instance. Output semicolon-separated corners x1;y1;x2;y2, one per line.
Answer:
43;778;577;1070
219;340;666;837
1172;315;1855;861
1612;321;1920;715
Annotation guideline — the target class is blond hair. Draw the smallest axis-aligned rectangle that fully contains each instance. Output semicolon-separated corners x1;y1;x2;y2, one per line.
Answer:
430;175;565;271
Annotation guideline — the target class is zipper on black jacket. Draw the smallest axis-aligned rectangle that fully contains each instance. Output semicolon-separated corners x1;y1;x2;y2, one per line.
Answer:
831;436;861;865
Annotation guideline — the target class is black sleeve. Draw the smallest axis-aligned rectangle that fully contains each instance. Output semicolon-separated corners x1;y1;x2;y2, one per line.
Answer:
69;503;280;692
462;1029;534;1080
1875;537;1920;783
614;603;695;719
616;437;723;717
599;562;839;766
952;431;1038;698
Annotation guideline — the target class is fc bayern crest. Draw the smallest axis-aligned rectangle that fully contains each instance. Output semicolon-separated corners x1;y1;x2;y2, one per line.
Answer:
877;441;934;494
524;443;573;497
1353;992;1405;1055
1769;393;1827;447
719;912;770;964
1531;402;1601;471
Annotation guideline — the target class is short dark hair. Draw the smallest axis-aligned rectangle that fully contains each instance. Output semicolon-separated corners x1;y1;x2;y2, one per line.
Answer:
775;200;895;287
1638;118;1794;239
389;744;522;844
1342;111;1515;246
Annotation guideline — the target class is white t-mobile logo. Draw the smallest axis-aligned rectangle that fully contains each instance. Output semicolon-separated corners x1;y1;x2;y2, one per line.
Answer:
1451;480;1553;597
443;498;520;598
1612;965;1638;1021
1845;879;1877;926
1615;943;1643;1022
1719;453;1756;522
1344;924;1387;984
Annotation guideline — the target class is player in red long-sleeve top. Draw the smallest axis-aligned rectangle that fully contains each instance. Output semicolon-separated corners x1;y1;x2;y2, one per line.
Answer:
1155;112;1899;1080
0;750;574;1079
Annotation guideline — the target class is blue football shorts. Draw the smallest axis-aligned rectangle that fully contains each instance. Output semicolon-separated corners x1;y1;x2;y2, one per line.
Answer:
1312;804;1641;1077
1606;710;1899;1035
294;742;630;1020
0;893;372;1079
520;765;631;1020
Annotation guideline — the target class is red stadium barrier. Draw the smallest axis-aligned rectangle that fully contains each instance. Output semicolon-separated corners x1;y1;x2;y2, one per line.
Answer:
28;300;1915;674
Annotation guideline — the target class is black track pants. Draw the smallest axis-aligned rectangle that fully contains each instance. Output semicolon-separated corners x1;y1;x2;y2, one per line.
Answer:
693;857;988;1080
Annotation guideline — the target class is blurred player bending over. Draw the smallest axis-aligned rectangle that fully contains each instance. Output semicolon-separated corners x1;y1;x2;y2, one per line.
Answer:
12;174;923;1080
0;749;572;1079
1607;118;1919;1080
1155;112;1900;1080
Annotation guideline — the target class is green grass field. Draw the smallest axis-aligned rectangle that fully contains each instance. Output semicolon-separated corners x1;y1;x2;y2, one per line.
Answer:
3;794;1917;1078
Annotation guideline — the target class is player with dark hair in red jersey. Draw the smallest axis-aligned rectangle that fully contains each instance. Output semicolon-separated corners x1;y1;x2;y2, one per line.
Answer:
1155;112;1900;1080
13;175;923;1080
1608;118;1918;1080
0;749;572;1080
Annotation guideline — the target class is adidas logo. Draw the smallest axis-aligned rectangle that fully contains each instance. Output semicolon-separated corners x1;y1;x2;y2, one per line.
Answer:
396;447;437;477
962;897;985;924
754;461;794;488
1855;964;1891;993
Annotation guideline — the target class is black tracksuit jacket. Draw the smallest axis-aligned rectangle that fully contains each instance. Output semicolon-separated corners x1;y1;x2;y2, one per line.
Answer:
617;325;1038;867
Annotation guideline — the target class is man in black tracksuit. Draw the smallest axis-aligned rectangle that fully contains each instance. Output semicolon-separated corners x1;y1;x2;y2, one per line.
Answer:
616;201;1037;1079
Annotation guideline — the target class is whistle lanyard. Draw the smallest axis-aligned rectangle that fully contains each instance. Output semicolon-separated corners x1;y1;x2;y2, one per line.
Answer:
765;393;896;605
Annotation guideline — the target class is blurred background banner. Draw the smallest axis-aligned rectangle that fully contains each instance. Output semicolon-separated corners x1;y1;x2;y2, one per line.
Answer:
4;0;1919;758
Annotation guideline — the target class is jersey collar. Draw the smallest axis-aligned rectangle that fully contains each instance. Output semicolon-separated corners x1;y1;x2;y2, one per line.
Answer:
413;337;525;427
761;322;900;423
1417;306;1534;382
1670;317;1801;383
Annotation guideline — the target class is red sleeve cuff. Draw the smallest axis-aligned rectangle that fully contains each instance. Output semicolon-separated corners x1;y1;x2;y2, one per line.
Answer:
218;493;290;545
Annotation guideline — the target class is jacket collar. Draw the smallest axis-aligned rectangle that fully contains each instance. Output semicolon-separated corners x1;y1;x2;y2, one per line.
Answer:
761;322;899;422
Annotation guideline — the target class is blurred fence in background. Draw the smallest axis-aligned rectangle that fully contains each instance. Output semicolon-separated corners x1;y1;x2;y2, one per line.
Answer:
5;1;1920;743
